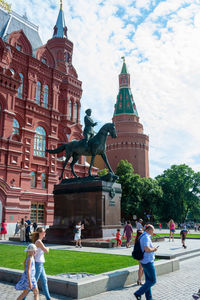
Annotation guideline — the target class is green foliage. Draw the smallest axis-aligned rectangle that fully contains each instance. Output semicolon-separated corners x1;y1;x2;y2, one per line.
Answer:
116;160;162;221
156;164;200;223
0;245;138;274
97;168;108;177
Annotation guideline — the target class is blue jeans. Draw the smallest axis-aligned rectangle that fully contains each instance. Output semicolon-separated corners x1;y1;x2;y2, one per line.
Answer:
35;262;51;300
135;262;156;300
22;262;51;300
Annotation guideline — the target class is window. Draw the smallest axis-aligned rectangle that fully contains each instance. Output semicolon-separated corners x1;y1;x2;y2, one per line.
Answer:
31;203;44;223
41;58;47;64
18;73;23;99
36;81;41;105
31;171;36;187
34;126;46;157
68;100;72;120
41;173;46;189
16;44;21;51
74;102;78;122
44;85;48;108
10;69;15;75
13;118;19;135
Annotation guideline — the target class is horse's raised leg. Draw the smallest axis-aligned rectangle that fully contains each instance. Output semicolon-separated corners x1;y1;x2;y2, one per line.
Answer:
70;153;80;178
89;155;95;177
59;154;71;180
101;152;114;174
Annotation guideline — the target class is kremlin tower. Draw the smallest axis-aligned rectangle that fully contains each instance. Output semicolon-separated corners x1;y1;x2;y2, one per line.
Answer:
106;58;149;177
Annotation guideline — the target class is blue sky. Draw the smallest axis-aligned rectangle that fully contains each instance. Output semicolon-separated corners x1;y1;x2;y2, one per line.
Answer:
6;0;200;177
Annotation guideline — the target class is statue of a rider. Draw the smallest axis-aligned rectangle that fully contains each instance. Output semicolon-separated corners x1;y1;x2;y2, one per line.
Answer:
83;109;98;142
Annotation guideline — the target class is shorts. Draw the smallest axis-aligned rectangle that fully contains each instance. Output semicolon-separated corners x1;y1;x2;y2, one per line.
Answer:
170;229;175;233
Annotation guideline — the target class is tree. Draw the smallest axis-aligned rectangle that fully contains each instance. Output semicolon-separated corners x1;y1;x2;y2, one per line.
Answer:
116;160;163;221
97;168;108;177
156;164;200;223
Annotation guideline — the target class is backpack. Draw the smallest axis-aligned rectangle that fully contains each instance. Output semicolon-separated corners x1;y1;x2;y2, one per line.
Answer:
73;228;78;234
132;235;144;260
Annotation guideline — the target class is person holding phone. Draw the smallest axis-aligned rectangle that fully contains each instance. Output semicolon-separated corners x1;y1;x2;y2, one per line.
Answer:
134;224;158;300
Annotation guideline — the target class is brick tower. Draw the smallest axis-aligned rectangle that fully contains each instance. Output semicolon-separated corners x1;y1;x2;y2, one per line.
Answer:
106;58;149;177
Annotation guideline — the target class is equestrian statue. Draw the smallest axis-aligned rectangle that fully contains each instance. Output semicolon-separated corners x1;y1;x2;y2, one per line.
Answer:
46;109;117;180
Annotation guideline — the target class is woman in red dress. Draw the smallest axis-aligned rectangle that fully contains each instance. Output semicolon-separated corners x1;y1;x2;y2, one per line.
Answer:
0;219;7;240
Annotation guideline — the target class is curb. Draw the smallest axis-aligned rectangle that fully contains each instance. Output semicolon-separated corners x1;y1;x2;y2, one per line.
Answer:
0;259;179;299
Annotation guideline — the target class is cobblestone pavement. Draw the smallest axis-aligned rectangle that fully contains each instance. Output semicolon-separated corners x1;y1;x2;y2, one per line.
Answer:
0;256;200;300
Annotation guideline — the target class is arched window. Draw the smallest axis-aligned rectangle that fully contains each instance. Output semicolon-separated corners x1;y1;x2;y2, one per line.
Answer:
68;100;72;120
74;102;78;123
31;171;36;187
44;85;48;108
13;118;19;135
41;173;46;189
36;81;41;105
18;73;23;99
34;126;46;157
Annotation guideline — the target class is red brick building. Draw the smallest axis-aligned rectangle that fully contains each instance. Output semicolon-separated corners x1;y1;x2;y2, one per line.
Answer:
0;5;92;232
106;58;149;177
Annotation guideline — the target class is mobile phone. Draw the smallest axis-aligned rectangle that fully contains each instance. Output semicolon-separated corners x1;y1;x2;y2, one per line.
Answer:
156;245;159;248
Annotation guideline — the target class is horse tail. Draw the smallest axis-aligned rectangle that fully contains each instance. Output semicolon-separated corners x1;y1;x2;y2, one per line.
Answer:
46;144;65;154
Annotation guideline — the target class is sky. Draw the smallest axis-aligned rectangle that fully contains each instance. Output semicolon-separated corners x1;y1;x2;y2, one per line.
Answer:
6;0;200;178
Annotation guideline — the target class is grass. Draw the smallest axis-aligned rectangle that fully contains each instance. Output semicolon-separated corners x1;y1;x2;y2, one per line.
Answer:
0;244;138;275
156;233;200;238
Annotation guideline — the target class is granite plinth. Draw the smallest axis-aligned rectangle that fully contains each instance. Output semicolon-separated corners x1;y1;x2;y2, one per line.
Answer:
46;179;122;243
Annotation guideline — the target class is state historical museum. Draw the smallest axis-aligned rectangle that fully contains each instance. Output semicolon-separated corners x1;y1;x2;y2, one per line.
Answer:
0;4;92;231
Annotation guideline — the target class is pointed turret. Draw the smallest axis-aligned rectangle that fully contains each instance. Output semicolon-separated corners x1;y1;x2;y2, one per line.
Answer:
114;57;138;116
120;56;128;74
105;57;149;178
47;0;73;73
53;0;68;38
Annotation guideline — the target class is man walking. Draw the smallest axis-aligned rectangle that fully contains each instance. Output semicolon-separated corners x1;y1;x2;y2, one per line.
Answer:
134;224;158;300
136;219;144;232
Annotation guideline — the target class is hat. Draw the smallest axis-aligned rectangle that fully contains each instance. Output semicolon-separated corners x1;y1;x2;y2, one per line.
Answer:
139;219;143;222
24;243;37;252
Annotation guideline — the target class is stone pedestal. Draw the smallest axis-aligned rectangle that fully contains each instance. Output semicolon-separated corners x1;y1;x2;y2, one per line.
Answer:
46;179;122;243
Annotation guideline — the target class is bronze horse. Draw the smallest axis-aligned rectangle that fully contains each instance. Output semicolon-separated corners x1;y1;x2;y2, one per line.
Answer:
46;123;117;180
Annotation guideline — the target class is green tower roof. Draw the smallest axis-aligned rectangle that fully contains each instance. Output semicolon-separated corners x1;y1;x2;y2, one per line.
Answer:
114;58;138;117
120;56;128;74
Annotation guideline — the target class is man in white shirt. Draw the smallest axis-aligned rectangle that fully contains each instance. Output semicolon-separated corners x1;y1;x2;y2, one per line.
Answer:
136;219;143;232
134;224;158;300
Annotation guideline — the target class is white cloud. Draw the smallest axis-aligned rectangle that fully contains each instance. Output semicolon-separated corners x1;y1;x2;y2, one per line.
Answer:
7;0;200;177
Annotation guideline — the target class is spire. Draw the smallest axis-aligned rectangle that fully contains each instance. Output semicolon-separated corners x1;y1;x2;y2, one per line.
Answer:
114;58;138;116
53;1;68;38
120;56;128;74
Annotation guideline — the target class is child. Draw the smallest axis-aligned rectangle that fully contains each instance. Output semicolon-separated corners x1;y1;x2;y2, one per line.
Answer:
180;226;188;249
74;221;84;248
116;229;122;247
15;243;39;300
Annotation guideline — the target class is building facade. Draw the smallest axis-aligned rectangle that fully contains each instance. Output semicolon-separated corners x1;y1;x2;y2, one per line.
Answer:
106;58;149;177
0;5;93;231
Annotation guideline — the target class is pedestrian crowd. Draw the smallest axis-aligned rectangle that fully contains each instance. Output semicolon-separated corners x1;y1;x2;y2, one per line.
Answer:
1;216;200;299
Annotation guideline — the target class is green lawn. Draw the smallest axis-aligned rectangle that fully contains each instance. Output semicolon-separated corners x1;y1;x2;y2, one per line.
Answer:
0;244;138;275
156;233;200;238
